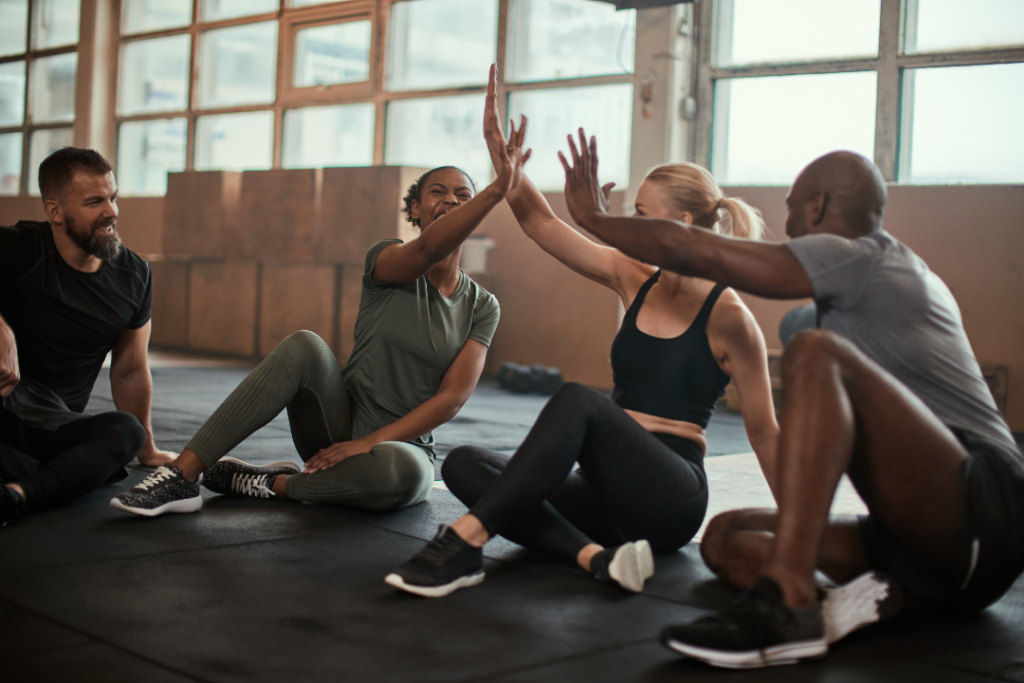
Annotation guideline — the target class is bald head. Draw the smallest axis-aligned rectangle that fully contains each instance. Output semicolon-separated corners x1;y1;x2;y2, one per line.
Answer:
785;151;887;239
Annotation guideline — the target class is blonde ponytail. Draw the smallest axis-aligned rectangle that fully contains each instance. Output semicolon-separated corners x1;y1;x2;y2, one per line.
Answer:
644;163;767;242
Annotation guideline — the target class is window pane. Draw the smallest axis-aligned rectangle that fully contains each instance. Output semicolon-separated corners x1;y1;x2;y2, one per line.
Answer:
506;0;635;83
905;0;1024;53
900;63;1024;184
388;0;497;92
199;22;277;109
30;52;77;123
202;0;277;22
0;61;26;126
290;0;354;6
117;118;187;195
123;0;192;35
28;127;73;195
716;0;880;66
283;103;374;169
0;0;28;57
32;0;80;49
712;71;877;185
195;111;273;171
385;94;489;186
0;132;22;195
294;20;371;88
119;35;190;115
509;83;633;191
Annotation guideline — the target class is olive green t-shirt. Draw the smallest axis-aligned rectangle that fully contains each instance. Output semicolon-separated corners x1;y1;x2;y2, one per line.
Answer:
341;239;500;455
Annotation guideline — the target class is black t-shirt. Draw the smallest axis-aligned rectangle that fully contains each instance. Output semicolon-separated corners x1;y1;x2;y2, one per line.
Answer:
0;221;152;413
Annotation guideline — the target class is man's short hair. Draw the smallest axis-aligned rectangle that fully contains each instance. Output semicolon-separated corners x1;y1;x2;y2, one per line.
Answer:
38;147;113;202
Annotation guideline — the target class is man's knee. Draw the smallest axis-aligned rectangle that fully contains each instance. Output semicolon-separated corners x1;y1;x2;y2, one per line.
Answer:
90;411;147;464
782;329;853;378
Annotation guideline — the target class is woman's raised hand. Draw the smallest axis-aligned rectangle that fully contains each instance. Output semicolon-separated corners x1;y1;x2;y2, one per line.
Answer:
484;64;531;196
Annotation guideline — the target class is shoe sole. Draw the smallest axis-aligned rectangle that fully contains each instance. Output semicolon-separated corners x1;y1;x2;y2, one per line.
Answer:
384;570;485;598
822;571;903;644
608;540;654;593
661;633;828;669
109;495;203;517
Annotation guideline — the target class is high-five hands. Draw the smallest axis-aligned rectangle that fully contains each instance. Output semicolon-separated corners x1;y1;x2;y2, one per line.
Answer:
558;128;616;230
484;64;531;195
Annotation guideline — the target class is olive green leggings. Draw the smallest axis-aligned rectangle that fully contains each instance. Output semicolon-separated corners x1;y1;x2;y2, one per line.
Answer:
186;331;434;511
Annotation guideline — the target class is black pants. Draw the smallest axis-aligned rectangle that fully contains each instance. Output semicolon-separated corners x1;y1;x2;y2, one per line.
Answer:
442;382;709;560
0;380;145;510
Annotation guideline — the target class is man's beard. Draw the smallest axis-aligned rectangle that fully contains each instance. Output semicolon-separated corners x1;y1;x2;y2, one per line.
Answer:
66;215;121;261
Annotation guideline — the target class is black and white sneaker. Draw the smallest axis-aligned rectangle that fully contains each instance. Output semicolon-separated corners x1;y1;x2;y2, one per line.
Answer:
822;571;903;644
203;457;299;499
661;576;827;669
385;524;485;597
590;540;655;593
110;466;202;517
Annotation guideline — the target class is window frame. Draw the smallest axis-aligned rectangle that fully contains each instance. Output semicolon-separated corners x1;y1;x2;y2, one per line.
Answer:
693;0;1024;183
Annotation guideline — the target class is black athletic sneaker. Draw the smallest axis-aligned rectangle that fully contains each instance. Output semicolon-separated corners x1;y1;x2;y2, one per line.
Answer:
203;457;300;499
822;571;903;644
1;480;21;528
109;465;202;517
385;524;485;597
661;576;827;669
590;540;655;593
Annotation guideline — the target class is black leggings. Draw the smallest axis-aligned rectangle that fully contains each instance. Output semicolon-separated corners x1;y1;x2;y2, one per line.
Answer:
442;382;708;560
0;408;145;510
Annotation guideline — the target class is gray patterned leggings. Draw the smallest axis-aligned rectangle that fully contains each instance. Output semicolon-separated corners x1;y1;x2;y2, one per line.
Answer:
186;330;434;511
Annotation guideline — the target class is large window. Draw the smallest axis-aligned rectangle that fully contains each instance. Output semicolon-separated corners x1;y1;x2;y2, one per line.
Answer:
698;0;1024;184
0;0;81;195
110;0;636;196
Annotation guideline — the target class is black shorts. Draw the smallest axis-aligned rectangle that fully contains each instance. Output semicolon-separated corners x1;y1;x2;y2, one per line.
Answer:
859;428;1024;615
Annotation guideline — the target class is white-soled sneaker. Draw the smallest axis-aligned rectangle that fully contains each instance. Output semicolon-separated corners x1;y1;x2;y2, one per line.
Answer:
202;457;300;499
590;540;655;593
110;466;202;517
822;571;903;644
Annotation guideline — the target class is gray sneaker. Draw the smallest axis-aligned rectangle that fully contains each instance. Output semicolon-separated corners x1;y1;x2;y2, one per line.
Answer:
110;466;202;517
203;457;300;499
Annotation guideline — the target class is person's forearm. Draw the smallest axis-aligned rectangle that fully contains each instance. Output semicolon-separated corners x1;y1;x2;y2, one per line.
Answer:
505;176;560;238
358;392;465;448
110;366;157;453
415;185;506;264
749;432;779;501
580;213;716;278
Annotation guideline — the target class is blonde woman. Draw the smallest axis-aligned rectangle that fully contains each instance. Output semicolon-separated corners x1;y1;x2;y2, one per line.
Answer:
385;71;780;598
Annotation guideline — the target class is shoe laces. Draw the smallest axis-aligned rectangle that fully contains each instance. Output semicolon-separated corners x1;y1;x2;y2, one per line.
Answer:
231;472;274;499
416;525;467;566
136;466;176;491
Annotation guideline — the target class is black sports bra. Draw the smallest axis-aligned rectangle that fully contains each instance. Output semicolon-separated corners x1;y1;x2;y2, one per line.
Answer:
610;271;731;428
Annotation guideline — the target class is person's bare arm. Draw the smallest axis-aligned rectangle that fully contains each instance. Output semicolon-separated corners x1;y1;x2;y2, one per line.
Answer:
109;322;175;466
559;129;814;300
0;314;19;398
709;295;780;498
302;339;489;473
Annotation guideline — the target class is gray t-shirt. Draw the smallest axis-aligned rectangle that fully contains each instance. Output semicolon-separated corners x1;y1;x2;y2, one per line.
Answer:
787;230;1016;451
341;239;500;454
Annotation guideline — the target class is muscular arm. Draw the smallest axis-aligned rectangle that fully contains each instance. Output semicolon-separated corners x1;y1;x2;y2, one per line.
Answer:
109;322;175;466
303;339;489;473
0;313;19;398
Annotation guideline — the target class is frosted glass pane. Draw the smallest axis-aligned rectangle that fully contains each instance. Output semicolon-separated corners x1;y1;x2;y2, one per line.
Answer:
0;0;28;57
508;83;633;191
385;94;489;187
713;72;877;185
906;0;1024;53
32;0;80;49
202;0;277;22
900;63;1024;184
123;0;192;35
388;0;497;92
290;0;354;5
293;20;371;88
195;111;273;171
717;0;880;66
506;0;634;83
0;132;21;195
283;103;374;168
117;118;187;196
119;34;190;115
199;22;277;109
30;52;77;123
28;126;73;195
0;61;26;126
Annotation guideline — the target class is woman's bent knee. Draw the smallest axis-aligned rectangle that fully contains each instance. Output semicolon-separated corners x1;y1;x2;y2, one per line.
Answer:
275;330;332;362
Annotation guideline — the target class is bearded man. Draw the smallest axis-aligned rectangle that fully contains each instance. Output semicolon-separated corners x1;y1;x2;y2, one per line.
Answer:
0;147;175;528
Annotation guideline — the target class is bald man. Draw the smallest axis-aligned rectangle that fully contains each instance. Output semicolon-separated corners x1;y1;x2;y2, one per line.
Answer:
558;138;1024;668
